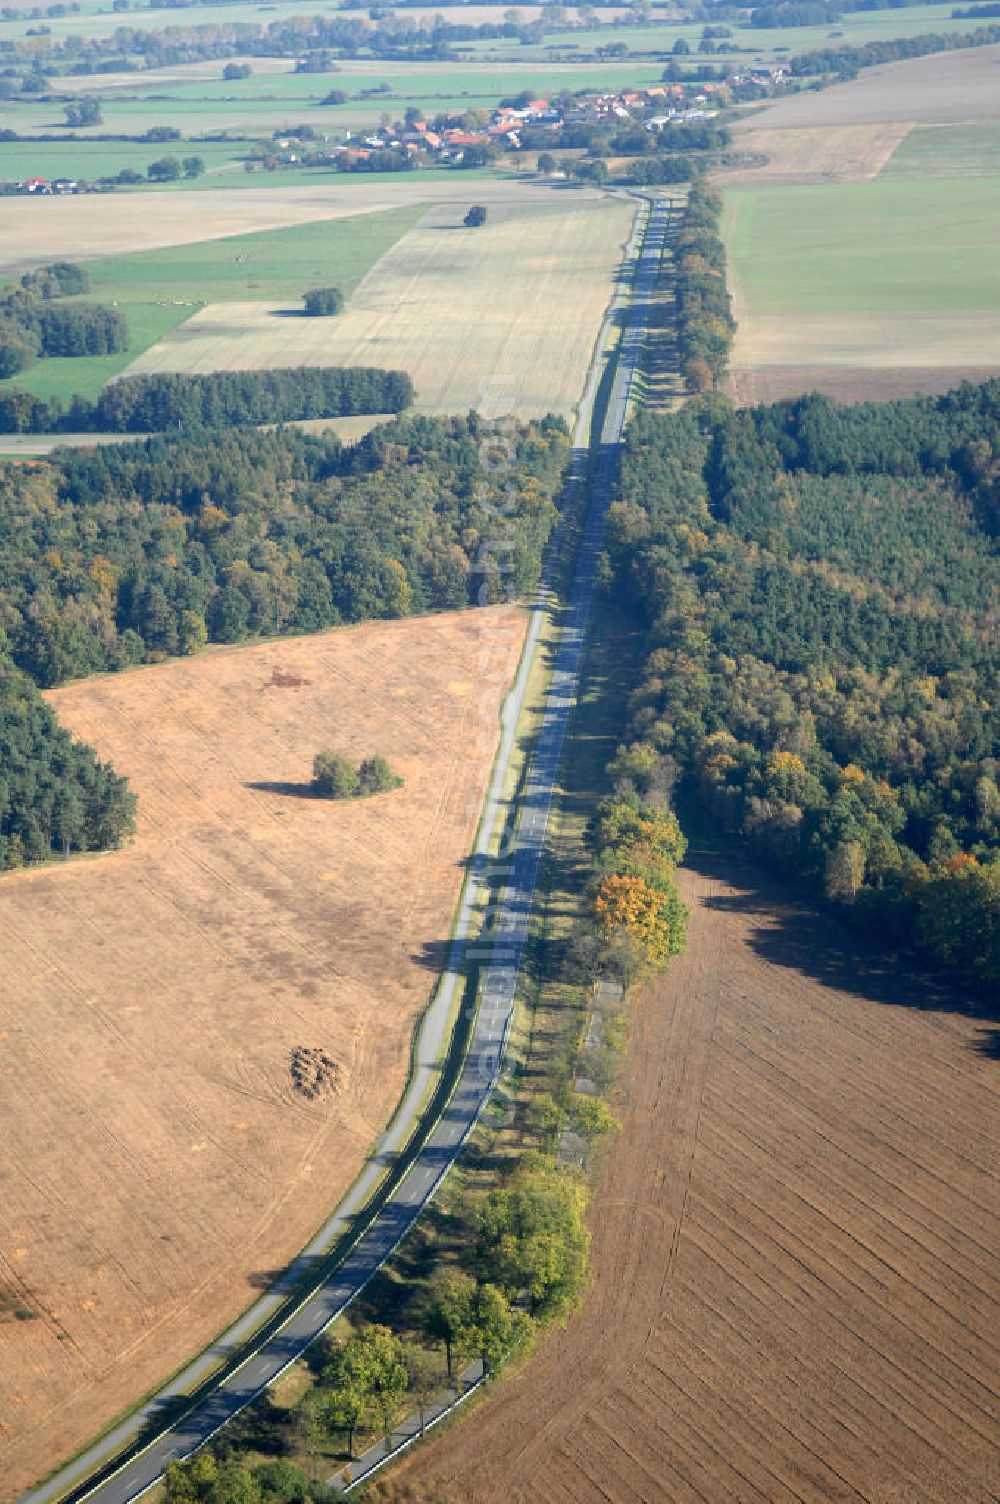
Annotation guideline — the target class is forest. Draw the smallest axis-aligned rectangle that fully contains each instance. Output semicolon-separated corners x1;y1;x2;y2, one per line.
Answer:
0;366;413;435
605;383;1000;991
0;413;568;871
0;260;128;378
0;659;136;871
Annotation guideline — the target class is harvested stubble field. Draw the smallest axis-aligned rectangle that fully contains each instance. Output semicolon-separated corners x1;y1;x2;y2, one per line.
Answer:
0;607;526;1502
727;364;1000;407
715;123;913;186
405;856;1000;1504
735;44;1000;131
0;178;549;279
123;194;634;419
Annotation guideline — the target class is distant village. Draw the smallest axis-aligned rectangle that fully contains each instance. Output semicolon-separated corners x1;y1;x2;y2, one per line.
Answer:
5;67;788;192
329;81;735;169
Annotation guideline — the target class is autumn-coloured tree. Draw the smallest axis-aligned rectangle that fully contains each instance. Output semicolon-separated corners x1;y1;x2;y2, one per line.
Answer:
684;358;714;393
594;873;674;963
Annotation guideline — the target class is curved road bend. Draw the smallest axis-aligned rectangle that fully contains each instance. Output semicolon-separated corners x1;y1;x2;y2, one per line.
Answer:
19;194;675;1504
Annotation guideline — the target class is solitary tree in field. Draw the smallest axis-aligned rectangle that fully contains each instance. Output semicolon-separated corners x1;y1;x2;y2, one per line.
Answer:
312;750;401;798
182;155;205;178
64;97;102;127
147;156;181;182
302;286;344;316
358;754;400;795
463;204;488;228
312;750;359;799
536;151;556;175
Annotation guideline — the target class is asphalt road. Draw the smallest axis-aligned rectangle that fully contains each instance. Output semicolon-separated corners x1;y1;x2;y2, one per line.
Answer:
19;192;675;1504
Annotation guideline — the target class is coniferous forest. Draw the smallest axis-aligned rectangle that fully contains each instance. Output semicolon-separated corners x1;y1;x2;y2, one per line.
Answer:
0;413;569;870
606;383;1000;992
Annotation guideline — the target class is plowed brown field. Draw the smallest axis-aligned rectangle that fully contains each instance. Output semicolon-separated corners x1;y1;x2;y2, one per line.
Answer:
727;364;1000;407
405;856;1000;1504
0;607;525;1501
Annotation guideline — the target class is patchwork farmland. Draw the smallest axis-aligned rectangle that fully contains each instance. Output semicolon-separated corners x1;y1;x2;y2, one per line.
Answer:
0;607;526;1500
121;194;634;418
721;48;1000;405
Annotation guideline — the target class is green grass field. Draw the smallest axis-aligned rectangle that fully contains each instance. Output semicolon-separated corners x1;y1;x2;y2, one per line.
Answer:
1;60;670;137
1;302;193;402
0;137;248;185
0;203;425;401
879;122;1000;180
723;177;1000;315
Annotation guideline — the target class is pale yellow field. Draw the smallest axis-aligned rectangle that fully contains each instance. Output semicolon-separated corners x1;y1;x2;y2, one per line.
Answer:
730;309;1000;368
122;196;635;418
717;122;913;185
733;43;1000;129
0;609;526;1500
0;179;566;278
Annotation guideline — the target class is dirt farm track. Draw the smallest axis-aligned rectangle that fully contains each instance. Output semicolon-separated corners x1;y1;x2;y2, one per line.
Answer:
407;857;1000;1504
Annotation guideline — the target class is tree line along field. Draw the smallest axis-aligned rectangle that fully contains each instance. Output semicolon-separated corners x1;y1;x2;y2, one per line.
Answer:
0;136;250;188
0;203;425;403
0;2;612;42
0;607;527;1503
121;192;635;419
0;0;987;59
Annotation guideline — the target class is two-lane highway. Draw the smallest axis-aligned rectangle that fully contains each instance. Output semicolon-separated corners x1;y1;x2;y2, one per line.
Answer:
20;193;675;1504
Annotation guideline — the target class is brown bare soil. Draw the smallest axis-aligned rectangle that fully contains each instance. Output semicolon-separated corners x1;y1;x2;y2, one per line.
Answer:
715;123;913;185
0;608;526;1501
735;44;1000;130
405;855;1000;1504
727;363;1000;406
727;309;1000;385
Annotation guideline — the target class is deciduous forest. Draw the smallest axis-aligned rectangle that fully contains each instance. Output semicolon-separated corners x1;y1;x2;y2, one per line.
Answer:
606;382;1000;991
0;413;568;871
